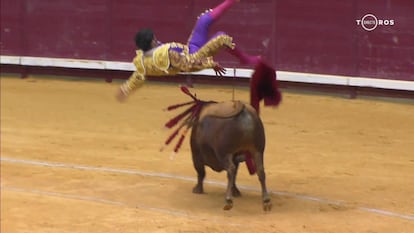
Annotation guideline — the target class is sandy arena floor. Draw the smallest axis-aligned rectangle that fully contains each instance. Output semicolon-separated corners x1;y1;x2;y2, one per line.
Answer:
1;75;414;233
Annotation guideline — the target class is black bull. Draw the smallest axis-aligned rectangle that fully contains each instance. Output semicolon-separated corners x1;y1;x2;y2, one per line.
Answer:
163;61;281;211
190;101;272;211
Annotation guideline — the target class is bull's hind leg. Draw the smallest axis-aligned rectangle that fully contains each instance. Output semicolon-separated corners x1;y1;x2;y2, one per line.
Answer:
232;162;242;197
254;151;272;211
192;166;205;194
192;152;206;194
224;154;237;210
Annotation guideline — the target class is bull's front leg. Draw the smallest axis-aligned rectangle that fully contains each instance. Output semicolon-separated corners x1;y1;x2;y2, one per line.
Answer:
224;155;236;210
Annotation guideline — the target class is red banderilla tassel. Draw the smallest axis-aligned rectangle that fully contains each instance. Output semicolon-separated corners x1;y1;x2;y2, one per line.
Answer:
164;104;196;128
172;102;203;153
180;86;197;100
164;100;194;111
174;127;189;153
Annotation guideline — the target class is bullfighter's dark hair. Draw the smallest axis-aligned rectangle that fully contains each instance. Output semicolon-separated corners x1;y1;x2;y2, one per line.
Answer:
135;28;154;52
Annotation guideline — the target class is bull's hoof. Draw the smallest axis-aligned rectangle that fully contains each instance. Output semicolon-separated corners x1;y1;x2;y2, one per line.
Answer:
192;185;204;194
263;199;272;212
223;199;233;210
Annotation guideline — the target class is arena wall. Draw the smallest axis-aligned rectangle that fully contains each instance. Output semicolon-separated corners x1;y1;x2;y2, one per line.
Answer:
1;0;413;95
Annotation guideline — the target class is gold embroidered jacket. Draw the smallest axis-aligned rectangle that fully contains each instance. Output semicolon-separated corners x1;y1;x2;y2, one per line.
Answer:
120;34;234;95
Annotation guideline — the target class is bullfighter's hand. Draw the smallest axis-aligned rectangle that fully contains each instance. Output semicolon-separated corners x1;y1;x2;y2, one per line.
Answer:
116;88;128;102
213;64;226;77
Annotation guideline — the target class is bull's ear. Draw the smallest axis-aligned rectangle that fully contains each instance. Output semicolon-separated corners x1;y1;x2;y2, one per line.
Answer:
250;60;282;114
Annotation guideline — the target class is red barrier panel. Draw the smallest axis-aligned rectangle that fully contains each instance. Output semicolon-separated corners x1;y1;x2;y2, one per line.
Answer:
1;0;413;81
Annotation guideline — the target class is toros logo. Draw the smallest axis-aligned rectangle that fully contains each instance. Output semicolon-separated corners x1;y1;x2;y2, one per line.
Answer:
356;14;395;31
